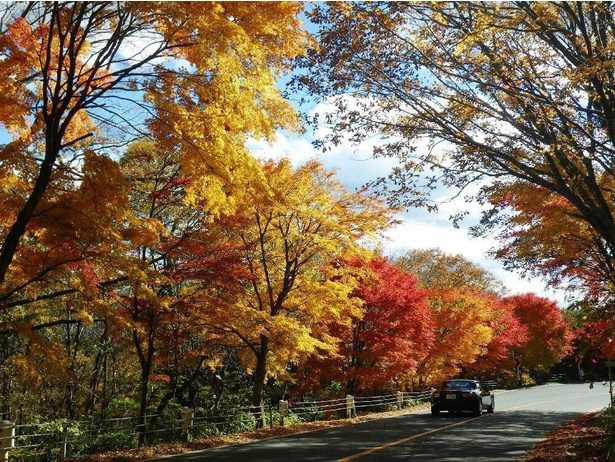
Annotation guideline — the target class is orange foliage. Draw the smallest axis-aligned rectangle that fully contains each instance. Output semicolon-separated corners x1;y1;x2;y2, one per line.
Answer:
297;256;433;396
411;288;495;387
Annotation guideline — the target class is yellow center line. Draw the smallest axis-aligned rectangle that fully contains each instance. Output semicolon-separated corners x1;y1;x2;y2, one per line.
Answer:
337;415;484;462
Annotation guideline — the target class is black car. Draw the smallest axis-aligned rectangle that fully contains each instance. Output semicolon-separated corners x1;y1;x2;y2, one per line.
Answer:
430;379;495;416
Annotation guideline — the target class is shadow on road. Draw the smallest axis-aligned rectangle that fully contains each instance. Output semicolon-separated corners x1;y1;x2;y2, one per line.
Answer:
161;409;586;461
375;409;585;461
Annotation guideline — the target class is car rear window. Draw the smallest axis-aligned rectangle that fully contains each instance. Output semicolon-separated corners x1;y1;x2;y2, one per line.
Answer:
444;381;473;390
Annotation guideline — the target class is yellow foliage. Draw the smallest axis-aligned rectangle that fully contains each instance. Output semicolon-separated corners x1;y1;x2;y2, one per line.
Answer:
8;326;74;388
205;158;395;389
0;0;309;297
0;0;312;414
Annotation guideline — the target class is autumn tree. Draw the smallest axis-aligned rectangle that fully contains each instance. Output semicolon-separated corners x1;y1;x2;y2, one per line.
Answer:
566;309;612;381
474;181;615;302
474;181;615;378
395;249;520;387
0;1;308;302
117;140;263;442
295;2;615;308
117;140;197;442
297;256;433;396
0;153;135;421
503;293;573;376
201;159;395;426
395;249;505;294
465;297;528;380
417;289;499;386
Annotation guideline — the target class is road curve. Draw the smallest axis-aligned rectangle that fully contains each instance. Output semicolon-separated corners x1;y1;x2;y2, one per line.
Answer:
155;382;611;462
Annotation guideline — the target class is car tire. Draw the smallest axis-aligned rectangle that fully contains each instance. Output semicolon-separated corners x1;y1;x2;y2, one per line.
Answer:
431;408;440;416
487;399;495;414
474;399;482;416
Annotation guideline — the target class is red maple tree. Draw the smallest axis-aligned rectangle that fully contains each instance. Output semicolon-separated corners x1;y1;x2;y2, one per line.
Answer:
297;256;433;396
503;293;574;373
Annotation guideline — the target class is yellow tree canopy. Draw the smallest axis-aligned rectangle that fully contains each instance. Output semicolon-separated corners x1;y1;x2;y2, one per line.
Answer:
199;158;397;407
0;1;309;301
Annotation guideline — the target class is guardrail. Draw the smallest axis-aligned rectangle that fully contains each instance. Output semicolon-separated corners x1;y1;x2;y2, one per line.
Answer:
0;390;433;461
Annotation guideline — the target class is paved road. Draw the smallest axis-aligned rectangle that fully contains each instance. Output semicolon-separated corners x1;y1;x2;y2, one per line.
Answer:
157;382;611;462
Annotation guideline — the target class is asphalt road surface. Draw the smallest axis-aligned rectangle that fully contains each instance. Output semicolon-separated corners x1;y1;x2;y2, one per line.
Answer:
156;382;611;462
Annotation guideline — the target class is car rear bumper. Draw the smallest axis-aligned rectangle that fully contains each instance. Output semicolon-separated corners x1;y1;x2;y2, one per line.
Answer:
431;397;480;412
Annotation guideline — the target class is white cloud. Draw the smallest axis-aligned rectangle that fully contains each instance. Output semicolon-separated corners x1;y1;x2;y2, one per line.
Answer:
248;133;315;166
382;216;490;257
249;129;571;307
382;213;568;303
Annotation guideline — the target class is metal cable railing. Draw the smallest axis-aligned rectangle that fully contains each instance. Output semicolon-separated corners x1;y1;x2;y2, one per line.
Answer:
0;389;435;460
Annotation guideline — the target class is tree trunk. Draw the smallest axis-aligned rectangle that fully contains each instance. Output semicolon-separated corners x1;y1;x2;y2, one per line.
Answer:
251;335;269;429
137;365;150;447
133;309;156;446
0;153;55;285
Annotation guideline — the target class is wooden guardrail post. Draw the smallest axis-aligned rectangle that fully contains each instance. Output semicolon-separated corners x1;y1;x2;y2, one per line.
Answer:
0;420;15;462
182;407;194;440
396;391;403;410
279;400;288;426
346;395;355;418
